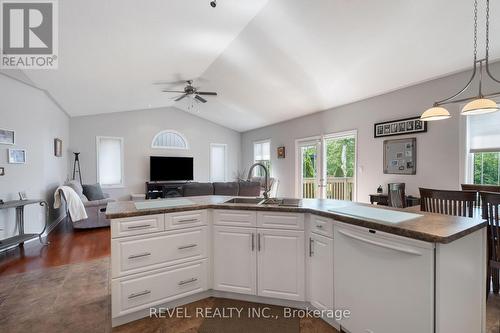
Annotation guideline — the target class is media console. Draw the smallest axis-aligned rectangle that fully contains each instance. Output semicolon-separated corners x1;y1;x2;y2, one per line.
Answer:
145;181;188;199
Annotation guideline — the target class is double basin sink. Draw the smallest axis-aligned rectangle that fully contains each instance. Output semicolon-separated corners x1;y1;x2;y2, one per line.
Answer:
223;197;301;207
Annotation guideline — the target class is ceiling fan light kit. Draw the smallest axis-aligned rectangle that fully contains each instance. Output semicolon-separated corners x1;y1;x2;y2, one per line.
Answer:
162;80;218;108
421;0;500;121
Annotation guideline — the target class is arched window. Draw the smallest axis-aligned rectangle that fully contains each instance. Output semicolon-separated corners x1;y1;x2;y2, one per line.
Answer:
152;130;189;149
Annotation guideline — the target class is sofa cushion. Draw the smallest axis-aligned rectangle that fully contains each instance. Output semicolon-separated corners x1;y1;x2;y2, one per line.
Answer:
82;184;106;201
182;183;214;197
65;180;88;202
238;181;261;197
213;182;239;196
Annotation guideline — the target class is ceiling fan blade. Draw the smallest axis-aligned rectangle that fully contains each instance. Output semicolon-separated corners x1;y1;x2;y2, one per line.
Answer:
162;90;186;93
174;94;188;102
196;92;217;96
195;95;207;103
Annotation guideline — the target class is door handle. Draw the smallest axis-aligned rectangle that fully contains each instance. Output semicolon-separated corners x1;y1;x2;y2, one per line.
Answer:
257;233;261;251
309;238;314;257
251;233;255;251
337;229;423;256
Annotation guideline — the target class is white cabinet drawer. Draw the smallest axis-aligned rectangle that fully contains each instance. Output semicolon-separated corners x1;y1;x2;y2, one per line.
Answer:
257;211;304;230
310;214;334;238
112;260;208;317
111;227;208;278
111;214;165;238
165;210;207;230
213;210;257;227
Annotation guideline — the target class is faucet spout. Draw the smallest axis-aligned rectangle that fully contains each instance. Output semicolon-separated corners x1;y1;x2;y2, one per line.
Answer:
247;163;270;199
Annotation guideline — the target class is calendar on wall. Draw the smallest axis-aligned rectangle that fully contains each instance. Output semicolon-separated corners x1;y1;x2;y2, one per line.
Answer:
383;138;416;175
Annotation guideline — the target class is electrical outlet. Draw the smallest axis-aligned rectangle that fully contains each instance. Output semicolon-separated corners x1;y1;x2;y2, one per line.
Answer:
0;167;4;176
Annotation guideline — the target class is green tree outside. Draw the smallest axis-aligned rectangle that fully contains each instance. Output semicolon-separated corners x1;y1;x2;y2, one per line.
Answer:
473;152;499;185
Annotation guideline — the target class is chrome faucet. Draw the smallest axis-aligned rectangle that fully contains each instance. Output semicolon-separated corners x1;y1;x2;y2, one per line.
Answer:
247;163;270;199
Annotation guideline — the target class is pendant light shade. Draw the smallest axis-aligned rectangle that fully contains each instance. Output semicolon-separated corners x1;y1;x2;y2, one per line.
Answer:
461;98;499;115
420;106;451;121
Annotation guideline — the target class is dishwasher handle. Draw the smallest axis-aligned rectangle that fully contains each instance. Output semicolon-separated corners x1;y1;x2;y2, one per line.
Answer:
337;229;423;256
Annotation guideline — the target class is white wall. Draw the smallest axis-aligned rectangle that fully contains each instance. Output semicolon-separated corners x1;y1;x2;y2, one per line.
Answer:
69;107;241;200
241;62;500;202
0;72;70;238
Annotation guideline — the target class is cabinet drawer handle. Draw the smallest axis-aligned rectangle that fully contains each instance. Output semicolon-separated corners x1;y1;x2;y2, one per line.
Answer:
127;224;151;230
128;252;151;259
316;224;324;229
178;244;197;250
178;218;199;223
309;238;314;257
178;278;198;286
128;290;151;299
257;233;261;251
251;233;255;251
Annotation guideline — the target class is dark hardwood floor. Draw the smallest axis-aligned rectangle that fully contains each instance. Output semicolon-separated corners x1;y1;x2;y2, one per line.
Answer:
0;218;110;276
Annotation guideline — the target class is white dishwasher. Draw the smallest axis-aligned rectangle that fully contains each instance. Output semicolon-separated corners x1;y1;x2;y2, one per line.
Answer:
334;222;435;333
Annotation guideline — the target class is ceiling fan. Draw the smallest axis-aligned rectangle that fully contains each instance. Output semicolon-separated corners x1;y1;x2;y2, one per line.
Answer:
162;80;217;103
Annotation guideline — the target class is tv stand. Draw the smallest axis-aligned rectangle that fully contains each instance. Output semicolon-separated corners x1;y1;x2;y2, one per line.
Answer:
145;181;189;199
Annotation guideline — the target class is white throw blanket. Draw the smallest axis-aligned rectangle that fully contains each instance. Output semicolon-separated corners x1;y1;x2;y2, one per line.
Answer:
54;186;88;222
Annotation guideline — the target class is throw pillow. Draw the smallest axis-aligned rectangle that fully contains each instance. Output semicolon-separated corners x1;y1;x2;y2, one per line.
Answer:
82;184;106;201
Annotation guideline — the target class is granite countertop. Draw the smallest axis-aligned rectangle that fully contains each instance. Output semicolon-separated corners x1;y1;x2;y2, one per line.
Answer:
106;196;486;244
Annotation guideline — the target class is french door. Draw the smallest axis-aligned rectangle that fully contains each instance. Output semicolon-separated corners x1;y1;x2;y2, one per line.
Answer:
296;131;357;200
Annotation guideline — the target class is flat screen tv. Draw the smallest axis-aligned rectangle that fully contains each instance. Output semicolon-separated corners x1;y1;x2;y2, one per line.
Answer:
150;156;194;181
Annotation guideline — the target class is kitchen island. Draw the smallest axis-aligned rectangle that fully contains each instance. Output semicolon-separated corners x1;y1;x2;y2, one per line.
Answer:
107;196;487;332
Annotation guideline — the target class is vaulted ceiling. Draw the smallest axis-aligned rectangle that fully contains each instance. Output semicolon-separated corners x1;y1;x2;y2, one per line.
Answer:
19;0;500;132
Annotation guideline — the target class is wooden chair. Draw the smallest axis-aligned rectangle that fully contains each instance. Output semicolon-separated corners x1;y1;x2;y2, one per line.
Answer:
480;191;500;295
419;188;477;217
461;184;500;218
387;183;406;208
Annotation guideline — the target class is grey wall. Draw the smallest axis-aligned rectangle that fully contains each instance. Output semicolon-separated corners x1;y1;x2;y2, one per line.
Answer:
241;62;500;202
69;107;241;200
0;72;70;238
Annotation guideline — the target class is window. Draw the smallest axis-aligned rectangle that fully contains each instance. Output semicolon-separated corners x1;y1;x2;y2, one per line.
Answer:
96;136;124;187
253;140;271;176
210;144;227;182
152;130;188;149
468;110;500;185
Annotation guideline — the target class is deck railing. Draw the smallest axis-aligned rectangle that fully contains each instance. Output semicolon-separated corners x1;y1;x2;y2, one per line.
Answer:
302;177;354;201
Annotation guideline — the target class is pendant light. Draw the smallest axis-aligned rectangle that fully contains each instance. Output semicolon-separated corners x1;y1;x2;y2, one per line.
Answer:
421;0;500;121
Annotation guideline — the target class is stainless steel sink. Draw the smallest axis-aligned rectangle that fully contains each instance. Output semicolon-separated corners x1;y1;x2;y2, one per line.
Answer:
223;198;265;205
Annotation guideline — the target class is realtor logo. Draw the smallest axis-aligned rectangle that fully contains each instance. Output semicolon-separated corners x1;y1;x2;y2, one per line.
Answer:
1;0;58;69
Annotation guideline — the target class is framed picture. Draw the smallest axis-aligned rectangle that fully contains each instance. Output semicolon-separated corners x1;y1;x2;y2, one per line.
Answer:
0;167;4;176
0;129;15;145
374;116;427;138
277;146;286;159
54;138;62;157
383;138;417;175
8;149;26;164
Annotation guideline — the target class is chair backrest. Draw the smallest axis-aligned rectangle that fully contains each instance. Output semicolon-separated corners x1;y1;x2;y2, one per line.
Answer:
419;188;477;217
461;184;500;216
182;183;214;197
387;183;406;208
480;191;500;268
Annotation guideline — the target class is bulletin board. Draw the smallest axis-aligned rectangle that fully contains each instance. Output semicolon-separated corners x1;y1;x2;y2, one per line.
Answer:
383;138;416;175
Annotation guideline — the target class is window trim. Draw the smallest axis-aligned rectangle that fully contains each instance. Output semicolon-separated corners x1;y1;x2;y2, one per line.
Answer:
151;129;189;150
96;136;125;188
209;143;228;182
253;139;272;176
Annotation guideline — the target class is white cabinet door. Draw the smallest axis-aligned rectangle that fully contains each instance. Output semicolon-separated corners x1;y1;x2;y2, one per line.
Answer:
213;210;257;227
213;226;257;295
257;212;304;230
257;228;305;301
309;233;334;310
334;222;434;333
